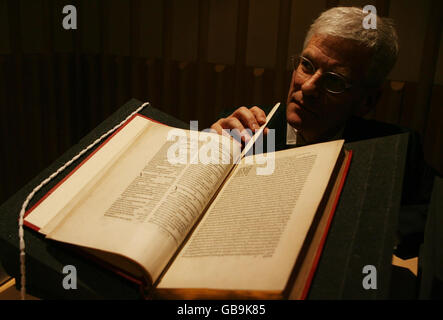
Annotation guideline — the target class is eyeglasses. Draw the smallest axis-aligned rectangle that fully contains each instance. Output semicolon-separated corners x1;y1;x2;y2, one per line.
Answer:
291;55;353;94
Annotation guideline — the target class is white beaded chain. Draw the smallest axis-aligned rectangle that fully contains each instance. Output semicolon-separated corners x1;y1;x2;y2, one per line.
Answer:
18;102;150;300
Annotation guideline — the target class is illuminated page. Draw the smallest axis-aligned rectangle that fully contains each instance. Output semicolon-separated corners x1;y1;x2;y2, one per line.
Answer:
25;115;150;231
158;140;344;292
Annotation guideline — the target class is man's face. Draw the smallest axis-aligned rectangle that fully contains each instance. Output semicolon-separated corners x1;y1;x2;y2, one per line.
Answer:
286;34;374;143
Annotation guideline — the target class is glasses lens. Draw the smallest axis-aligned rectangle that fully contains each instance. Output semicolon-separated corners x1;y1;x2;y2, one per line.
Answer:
322;73;347;93
299;57;315;74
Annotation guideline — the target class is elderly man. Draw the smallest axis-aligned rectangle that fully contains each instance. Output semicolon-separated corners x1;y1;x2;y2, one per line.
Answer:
211;6;399;149
211;7;435;258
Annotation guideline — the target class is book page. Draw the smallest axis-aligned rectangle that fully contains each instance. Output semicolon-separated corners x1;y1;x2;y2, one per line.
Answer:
41;116;234;282
25;115;150;230
158;140;343;292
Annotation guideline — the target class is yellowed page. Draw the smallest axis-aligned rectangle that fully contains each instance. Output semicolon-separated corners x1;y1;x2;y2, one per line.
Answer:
158;140;344;292
25;116;150;231
36;117;233;283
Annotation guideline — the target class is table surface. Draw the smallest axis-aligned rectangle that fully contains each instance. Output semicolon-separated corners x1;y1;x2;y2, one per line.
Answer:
0;99;408;299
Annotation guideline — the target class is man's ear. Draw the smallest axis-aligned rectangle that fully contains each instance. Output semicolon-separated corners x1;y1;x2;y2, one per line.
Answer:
354;87;382;117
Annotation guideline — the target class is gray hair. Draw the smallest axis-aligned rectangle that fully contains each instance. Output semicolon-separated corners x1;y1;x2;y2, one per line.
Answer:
304;6;399;86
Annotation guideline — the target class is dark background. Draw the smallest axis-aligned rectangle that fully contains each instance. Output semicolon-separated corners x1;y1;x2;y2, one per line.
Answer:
0;0;442;205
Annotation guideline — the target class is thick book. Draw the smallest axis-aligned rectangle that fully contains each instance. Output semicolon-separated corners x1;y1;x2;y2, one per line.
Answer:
23;107;352;299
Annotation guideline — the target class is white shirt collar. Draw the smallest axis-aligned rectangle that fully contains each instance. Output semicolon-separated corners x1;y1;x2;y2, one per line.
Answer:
286;123;344;146
286;123;306;146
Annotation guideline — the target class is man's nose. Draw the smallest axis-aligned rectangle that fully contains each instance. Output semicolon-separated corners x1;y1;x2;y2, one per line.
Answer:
301;71;322;97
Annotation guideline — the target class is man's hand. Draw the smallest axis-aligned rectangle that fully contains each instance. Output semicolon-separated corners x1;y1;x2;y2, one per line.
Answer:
210;106;269;143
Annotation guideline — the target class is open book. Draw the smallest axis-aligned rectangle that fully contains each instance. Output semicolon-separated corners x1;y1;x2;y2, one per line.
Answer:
24;105;352;299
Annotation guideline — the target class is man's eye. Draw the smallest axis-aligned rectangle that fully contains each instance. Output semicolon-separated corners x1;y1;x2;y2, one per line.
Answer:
300;59;315;74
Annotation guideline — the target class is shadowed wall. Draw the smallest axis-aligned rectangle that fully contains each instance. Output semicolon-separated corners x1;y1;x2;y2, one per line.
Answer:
0;0;442;204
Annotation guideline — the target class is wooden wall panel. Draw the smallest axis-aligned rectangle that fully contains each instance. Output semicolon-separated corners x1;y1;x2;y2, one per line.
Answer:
54;54;74;152
36;58;55;169
375;0;390;17
197;65;219;127
80;55;100;129
4;56;23;189
40;56;58;166
160;0;174;117
5;1;25;197
171;0;199;62
326;0;339;8
0;58;9;200
398;82;419;129
424;85;443;173
51;0;74;53
369;80;404;125
176;62;198;121
21;58;42;183
145;59;163;109
164;61;181;118
79;0;101;54
411;0;443;135
0;0;442;205
106;0;131;56
0;0;11;54
339;0;376;8
273;0;291;104
388;0;430;82
20;0;49;53
435;36;443;85
207;0;238;65
129;57;145;101
194;0;211;126
113;56;132;112
139;0;163;58
245;0;280;68
210;65;236;122
232;0;249;107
